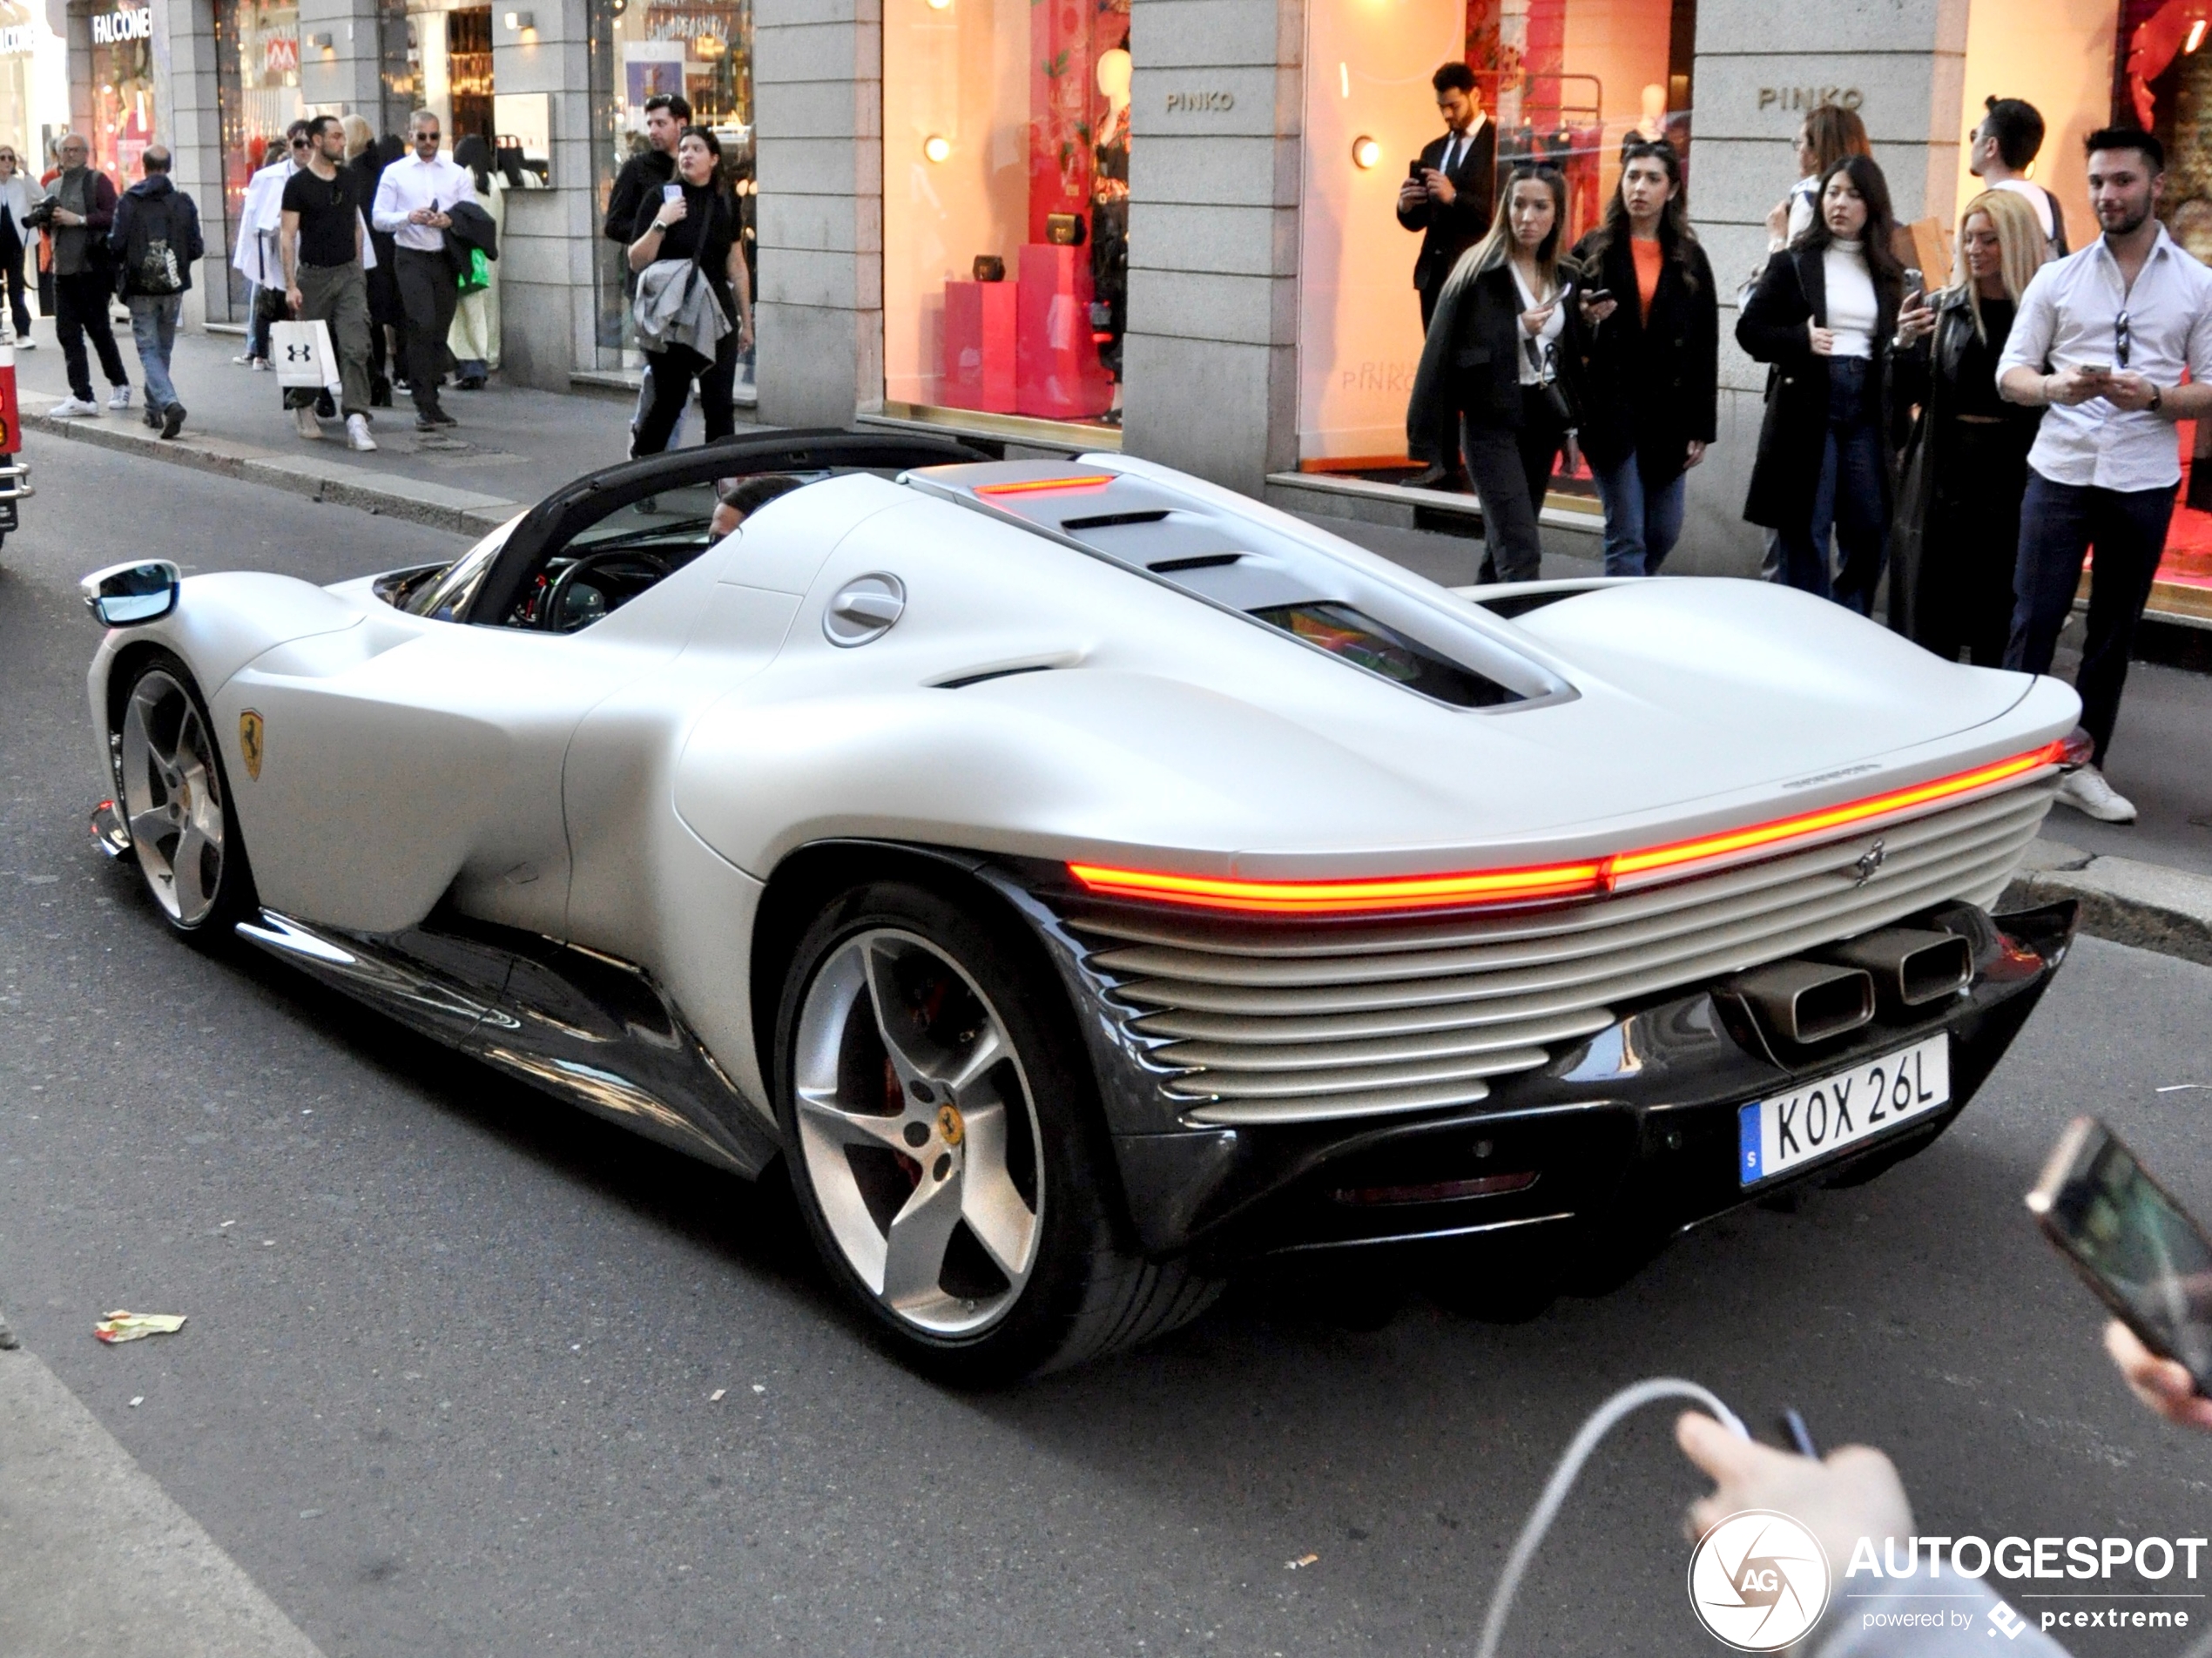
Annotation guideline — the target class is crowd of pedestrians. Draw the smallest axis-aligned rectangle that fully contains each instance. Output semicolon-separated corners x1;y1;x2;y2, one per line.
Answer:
1406;80;2201;826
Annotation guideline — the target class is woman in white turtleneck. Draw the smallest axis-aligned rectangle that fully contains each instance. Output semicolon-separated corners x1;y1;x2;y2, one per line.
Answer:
1737;154;1908;615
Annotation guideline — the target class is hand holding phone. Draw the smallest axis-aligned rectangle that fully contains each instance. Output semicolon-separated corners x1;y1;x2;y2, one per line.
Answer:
2028;1116;2212;1396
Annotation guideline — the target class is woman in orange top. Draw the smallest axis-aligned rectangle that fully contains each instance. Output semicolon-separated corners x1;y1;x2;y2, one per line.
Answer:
1564;140;1718;576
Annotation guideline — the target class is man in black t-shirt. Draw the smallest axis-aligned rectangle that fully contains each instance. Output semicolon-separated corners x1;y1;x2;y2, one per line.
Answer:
604;93;689;445
280;113;377;450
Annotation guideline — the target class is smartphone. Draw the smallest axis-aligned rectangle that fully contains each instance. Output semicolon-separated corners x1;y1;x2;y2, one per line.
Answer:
663;182;684;204
1583;287;1613;305
2027;1116;2212;1393
2079;361;2113;378
1409;159;1427;182
1903;266;1925;304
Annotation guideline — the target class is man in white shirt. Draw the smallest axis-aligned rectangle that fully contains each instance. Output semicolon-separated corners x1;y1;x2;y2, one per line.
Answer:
1969;97;2069;259
1997;126;2212;824
371;109;475;429
231;119;310;368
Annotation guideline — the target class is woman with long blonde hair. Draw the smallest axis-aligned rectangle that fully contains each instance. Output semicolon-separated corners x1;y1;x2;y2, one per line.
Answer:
1888;187;2049;662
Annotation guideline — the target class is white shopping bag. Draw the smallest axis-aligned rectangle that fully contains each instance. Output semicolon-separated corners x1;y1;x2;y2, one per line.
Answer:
268;319;342;397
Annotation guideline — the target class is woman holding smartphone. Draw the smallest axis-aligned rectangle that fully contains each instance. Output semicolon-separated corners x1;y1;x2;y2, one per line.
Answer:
1887;189;2049;663
1405;164;1575;583
1565;140;1718;576
627;125;755;456
1738;154;1907;614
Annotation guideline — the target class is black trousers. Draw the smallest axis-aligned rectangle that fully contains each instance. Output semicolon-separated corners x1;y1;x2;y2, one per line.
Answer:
631;336;738;457
394;247;457;416
2;245;30;339
54;269;127;401
1915;420;2033;667
2006;470;2175;766
1460;388;1567;583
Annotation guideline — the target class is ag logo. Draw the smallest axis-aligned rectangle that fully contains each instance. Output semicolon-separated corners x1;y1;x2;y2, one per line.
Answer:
1686;1509;1830;1651
239;710;265;780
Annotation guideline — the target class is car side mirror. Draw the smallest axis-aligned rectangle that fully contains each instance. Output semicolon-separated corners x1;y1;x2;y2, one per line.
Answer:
81;560;181;627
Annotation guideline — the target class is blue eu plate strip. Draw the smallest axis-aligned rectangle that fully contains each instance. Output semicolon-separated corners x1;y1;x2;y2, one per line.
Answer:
1738;1102;1763;1185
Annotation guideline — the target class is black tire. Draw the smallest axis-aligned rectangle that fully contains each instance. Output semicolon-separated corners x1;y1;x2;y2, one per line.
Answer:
111;649;257;943
772;878;1218;1384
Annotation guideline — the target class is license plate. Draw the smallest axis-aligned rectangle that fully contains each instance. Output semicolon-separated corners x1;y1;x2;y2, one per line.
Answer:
1738;1036;1951;1186
0;498;17;530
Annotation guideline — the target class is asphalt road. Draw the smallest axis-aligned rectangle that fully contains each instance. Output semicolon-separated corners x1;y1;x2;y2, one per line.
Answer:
4;435;2211;1658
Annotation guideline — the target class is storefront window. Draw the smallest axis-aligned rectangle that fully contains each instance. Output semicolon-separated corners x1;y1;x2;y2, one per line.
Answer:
1295;0;1691;489
0;3;36;165
85;0;157;185
590;0;754;363
213;0;301;314
2114;0;2212;621
880;0;1131;435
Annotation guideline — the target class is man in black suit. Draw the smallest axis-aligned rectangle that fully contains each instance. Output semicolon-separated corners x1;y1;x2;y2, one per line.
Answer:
1397;62;1495;487
1397;61;1496;331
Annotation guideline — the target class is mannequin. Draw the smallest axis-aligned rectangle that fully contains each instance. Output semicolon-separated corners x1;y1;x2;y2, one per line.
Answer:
1630;83;1668;144
1091;43;1132;414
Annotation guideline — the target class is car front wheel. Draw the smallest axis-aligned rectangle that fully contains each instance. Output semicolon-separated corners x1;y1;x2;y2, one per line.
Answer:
114;652;253;939
773;880;1217;1383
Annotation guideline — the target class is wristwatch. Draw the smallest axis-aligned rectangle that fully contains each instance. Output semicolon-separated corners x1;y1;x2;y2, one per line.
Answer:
2148;382;2164;413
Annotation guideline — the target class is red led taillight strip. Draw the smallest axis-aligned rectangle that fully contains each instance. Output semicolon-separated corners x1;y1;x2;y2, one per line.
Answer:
1066;739;2067;915
973;474;1117;498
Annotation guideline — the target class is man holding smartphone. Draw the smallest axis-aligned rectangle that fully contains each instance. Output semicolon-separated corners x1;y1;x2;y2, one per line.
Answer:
1997;127;2212;824
371;110;475;431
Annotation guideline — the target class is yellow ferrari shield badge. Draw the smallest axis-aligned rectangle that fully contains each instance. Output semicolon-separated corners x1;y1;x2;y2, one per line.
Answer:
239;710;265;780
936;1102;965;1147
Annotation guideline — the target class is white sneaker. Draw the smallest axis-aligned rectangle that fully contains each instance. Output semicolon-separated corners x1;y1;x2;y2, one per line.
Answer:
346;413;377;452
108;385;131;411
248;357;272;372
294;404;323;440
2057;765;2137;824
47;396;99;417
15;337;33;349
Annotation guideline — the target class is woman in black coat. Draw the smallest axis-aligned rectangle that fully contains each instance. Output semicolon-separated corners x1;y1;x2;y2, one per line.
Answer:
1738;154;1907;616
1564;139;1718;576
1405;164;1574;582
1886;187;2047;664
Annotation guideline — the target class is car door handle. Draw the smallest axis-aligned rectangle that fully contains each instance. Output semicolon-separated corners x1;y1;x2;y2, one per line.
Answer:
824;574;906;646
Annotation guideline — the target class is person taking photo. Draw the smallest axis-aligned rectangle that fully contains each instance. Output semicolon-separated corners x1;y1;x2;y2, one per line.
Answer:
1887;189;2048;664
1739;154;1908;614
1996;127;2212;825
1566;139;1717;577
1406;164;1575;583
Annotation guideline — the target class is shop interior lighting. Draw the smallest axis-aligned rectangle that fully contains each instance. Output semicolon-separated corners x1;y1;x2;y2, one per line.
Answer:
927;0;954;10
2189;17;2208;51
922;134;952;163
1067;740;2071;915
1351;135;1380;169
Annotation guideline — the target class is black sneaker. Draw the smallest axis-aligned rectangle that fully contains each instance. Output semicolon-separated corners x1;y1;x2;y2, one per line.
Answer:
424;408;458;428
141;403;159;429
161;402;186;440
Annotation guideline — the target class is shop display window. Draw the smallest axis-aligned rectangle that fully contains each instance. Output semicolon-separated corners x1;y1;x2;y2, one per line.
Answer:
1295;0;1690;489
0;2;36;168
590;0;754;361
86;0;158;185
880;0;1131;436
2113;0;2212;620
213;0;298;312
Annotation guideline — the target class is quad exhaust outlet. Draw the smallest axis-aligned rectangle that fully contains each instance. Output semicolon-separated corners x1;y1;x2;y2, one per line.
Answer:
1728;959;1878;1045
1823;927;1974;1010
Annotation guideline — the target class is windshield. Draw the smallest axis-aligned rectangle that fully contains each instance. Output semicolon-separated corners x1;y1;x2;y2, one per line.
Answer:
400;514;525;621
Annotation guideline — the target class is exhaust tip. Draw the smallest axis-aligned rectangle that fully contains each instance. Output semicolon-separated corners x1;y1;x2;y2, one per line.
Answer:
1827;927;1973;1009
1729;960;1877;1045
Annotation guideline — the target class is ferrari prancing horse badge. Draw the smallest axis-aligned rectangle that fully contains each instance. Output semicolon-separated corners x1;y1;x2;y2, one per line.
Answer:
239;710;265;780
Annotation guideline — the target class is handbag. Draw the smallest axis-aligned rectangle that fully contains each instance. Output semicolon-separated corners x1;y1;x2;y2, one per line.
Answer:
457;246;491;294
268;318;344;398
1530;339;1579;427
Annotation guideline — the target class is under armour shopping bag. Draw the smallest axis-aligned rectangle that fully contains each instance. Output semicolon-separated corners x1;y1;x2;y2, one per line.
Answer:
269;318;342;398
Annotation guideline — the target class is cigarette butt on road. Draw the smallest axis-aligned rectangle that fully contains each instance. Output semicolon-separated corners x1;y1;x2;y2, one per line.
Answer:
94;1311;186;1344
129;1395;144;1406
1286;1553;1318;1570
710;1388;726;1401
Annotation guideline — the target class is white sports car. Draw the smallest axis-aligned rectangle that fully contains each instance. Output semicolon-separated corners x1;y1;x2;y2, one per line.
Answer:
81;430;2085;1379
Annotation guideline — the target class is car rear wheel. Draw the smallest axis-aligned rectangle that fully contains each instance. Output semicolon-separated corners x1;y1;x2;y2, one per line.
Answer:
774;880;1218;1383
115;653;253;939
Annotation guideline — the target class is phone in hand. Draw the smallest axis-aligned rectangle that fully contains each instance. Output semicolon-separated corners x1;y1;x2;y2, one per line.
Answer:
1902;266;1925;304
2079;361;2113;379
1582;287;1614;306
2028;1115;2212;1395
1409;159;1427;182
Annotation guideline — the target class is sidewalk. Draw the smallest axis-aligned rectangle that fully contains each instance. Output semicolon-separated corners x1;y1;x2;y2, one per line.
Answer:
15;328;675;534
18;328;2212;964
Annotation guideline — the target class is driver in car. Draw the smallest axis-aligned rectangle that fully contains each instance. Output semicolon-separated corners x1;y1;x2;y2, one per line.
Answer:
710;474;805;540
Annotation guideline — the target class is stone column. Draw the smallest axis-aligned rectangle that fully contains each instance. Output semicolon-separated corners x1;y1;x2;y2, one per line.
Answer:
297;0;381;118
752;0;880;428
154;0;224;325
490;0;593;390
1676;0;1967;576
1119;0;1302;492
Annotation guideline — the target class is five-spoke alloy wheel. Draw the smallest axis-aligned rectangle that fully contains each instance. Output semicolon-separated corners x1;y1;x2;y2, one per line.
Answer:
115;655;252;936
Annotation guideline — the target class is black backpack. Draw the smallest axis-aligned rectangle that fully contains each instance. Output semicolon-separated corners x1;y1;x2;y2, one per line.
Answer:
122;193;184;296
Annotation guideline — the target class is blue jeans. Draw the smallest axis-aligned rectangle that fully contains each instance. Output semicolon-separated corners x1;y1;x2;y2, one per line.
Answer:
244;282;269;360
1592;450;1687;576
1775;356;1887;614
2006;470;2174;765
127;293;181;411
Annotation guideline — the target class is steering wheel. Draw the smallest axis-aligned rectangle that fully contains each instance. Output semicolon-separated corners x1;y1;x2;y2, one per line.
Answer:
537;549;672;632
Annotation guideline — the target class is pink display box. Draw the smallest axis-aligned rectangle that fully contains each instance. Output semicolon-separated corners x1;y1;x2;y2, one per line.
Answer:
1015;244;1115;421
939;278;1018;413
